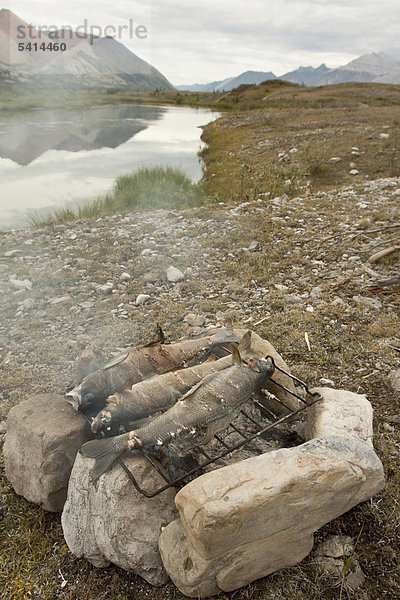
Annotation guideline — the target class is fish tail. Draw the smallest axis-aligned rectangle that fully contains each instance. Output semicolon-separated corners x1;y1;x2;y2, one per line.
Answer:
80;434;128;480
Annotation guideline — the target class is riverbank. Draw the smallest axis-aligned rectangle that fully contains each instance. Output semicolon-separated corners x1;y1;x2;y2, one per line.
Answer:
1;172;399;599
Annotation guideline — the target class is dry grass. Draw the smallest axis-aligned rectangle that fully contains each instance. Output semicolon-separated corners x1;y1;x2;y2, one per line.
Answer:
200;82;400;201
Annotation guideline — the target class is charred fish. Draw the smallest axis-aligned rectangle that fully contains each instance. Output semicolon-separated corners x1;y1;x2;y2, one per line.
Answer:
67;328;238;413
91;332;252;435
81;347;274;480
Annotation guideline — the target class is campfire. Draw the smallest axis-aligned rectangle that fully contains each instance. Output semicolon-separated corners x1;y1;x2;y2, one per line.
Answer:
3;328;384;598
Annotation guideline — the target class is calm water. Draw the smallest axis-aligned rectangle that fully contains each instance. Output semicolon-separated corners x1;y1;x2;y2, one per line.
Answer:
0;104;218;230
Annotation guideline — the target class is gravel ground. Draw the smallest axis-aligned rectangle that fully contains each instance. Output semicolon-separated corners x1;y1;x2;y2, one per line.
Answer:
0;176;399;599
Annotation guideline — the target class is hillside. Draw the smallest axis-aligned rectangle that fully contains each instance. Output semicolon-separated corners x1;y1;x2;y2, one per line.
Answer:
0;9;173;90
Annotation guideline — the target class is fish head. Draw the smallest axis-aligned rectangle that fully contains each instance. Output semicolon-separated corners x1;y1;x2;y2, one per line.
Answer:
66;383;83;411
66;374;106;413
247;356;274;377
91;409;113;435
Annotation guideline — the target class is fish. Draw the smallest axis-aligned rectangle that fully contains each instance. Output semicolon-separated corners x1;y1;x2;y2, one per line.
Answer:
91;331;252;436
66;327;239;413
80;346;274;480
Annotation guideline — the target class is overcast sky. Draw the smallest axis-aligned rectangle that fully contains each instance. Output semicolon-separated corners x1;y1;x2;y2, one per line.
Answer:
7;1;400;84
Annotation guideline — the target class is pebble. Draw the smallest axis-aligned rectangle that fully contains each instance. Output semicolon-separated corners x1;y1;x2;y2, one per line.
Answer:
285;294;303;304
167;266;185;283
310;286;323;299
141;249;153;257
379;133;390;139
4;250;22;257
248;241;260;251
136;294;151;305
9;276;32;290
184;313;206;327
120;272;131;281
331;297;346;307
328;157;342;163
383;423;395;433
274;284;288;291
320;378;335;386
0;421;7;434
350;169;359;175
97;283;114;295
48;296;71;305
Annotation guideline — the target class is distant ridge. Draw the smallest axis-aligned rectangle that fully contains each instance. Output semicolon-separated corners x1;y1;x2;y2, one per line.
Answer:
0;8;174;90
177;52;400;90
178;70;277;92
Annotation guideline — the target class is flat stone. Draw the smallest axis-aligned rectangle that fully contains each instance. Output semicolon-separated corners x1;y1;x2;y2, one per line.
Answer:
62;452;178;585
306;388;374;446
9;276;32;290
167;266;185;283
159;436;384;596
184;313;206;327
3;394;91;512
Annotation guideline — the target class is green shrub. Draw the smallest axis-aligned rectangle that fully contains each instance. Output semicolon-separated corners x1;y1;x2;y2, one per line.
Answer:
29;166;206;226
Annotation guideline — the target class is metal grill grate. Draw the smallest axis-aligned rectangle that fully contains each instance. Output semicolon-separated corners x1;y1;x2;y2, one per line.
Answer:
85;356;321;498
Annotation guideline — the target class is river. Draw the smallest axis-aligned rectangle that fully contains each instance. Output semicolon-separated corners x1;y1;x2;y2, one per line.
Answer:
0;103;218;231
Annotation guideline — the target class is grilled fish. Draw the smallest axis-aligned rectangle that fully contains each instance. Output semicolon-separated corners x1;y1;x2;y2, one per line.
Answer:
66;328;238;413
91;332;252;435
81;347;274;480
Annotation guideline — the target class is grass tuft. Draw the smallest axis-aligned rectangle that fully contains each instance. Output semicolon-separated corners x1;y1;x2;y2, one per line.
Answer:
29;166;207;227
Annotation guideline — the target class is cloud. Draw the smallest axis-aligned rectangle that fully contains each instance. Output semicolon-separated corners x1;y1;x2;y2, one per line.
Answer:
7;0;400;84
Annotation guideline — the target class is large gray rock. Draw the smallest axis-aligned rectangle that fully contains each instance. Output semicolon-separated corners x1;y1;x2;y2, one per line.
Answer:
62;451;178;586
159;436;384;596
306;388;374;446
3;393;91;512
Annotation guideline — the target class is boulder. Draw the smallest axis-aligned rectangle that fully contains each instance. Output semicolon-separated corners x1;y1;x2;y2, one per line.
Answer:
3;393;91;512
159;436;384;597
62;451;178;586
306;388;374;446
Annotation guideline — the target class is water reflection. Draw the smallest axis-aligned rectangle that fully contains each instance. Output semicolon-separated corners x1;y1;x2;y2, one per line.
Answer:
0;104;165;165
0;104;217;231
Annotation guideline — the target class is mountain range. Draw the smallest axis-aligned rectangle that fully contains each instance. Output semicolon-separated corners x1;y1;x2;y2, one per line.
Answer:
0;9;173;90
177;52;400;91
